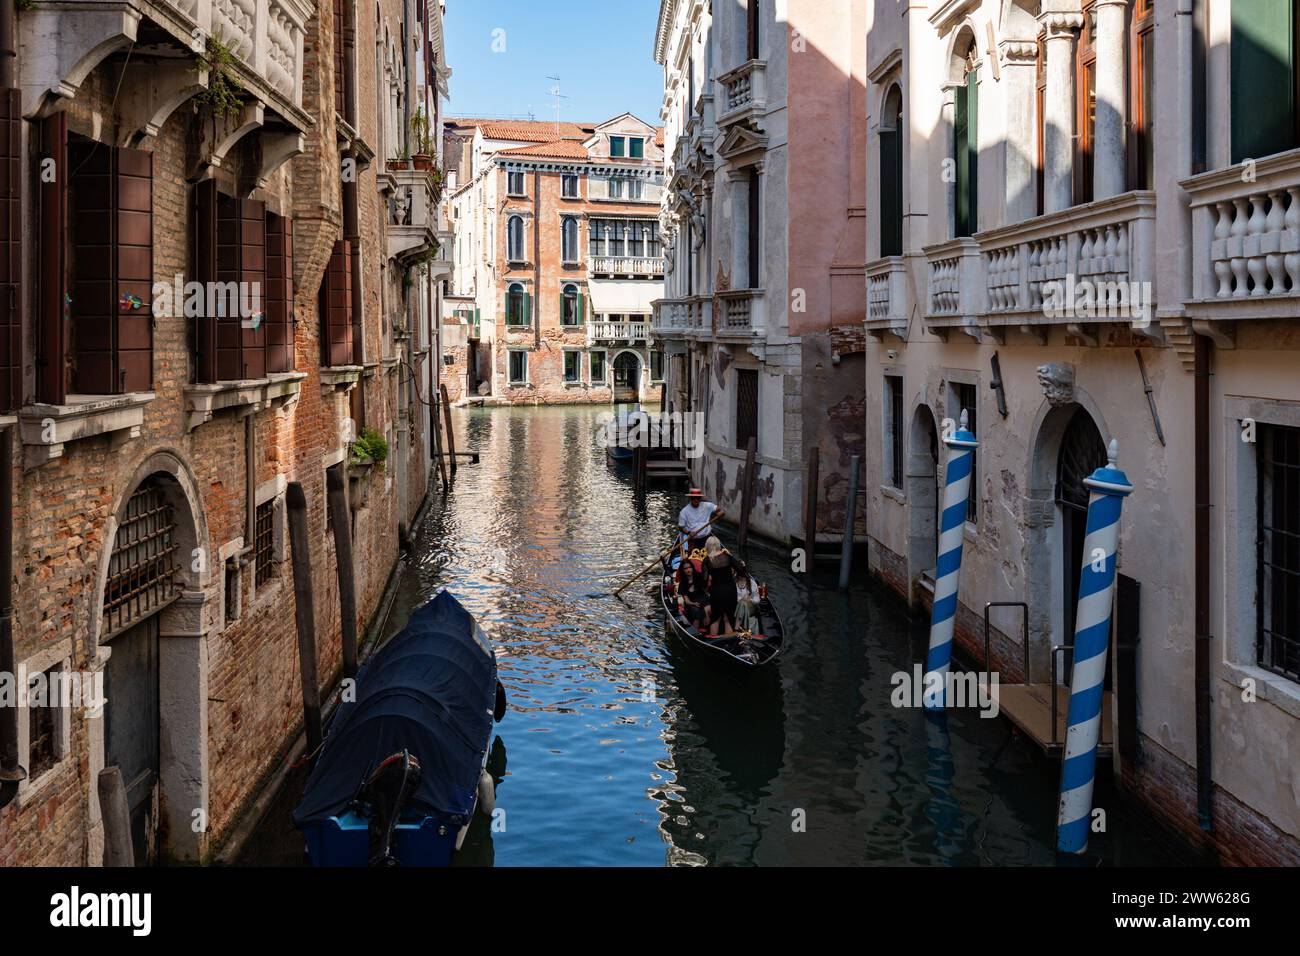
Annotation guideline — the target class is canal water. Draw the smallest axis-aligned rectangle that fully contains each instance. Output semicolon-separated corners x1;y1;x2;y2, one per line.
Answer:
242;404;1190;867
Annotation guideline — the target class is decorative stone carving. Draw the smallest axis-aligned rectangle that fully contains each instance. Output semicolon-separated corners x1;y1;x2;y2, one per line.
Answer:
1036;361;1076;407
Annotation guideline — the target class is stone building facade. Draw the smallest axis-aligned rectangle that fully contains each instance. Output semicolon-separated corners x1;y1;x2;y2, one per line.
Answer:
0;0;450;865
861;0;1299;863
652;0;868;544
443;115;665;406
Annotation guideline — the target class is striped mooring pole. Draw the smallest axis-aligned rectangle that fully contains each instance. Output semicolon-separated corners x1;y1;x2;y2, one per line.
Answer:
922;409;977;711
1057;438;1133;854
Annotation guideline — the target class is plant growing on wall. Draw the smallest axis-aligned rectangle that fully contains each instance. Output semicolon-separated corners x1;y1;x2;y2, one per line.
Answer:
350;427;390;467
194;36;245;119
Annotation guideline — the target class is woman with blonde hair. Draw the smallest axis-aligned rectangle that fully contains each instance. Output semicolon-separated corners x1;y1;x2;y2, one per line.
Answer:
701;536;738;636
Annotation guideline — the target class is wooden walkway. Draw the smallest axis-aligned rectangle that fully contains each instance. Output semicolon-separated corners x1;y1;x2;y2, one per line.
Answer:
998;683;1114;757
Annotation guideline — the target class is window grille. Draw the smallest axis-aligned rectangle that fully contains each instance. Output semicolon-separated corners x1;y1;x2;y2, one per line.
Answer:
255;499;275;587
735;368;759;451
1259;424;1300;682
103;478;179;639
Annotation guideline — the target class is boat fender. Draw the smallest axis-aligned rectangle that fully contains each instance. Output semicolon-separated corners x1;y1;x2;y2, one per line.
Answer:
477;769;496;816
494;680;508;721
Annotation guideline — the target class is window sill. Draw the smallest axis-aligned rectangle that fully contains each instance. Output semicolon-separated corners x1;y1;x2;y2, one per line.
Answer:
507;192;527;199
1221;661;1300;720
880;484;906;505
507;382;533;389
20;392;155;467
320;365;363;392
564;381;586;388
184;373;306;431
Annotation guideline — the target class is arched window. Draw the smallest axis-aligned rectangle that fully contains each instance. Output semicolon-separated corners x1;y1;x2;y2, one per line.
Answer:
952;36;979;237
1075;2;1097;205
507;215;524;262
879;84;904;257
507;282;528;325
561;283;583;325
561;216;578;263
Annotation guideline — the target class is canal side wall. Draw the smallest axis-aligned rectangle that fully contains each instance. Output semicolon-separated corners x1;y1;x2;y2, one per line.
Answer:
0;0;431;866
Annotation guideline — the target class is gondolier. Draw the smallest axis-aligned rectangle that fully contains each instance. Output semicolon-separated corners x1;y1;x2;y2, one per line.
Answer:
678;489;724;553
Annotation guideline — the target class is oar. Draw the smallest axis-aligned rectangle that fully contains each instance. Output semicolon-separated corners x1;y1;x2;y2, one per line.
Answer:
609;511;725;599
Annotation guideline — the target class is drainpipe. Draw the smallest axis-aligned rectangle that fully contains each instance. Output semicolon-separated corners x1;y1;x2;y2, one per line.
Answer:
1194;335;1213;830
0;426;22;808
0;0;23;810
533;169;541;352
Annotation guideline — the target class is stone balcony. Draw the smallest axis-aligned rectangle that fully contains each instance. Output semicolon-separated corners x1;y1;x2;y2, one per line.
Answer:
652;295;711;341
865;256;912;341
22;0;311;125
588;255;664;277
921;191;1157;343
388;167;441;262
589;321;651;344
1182;147;1300;324
716;60;766;128
715;289;764;338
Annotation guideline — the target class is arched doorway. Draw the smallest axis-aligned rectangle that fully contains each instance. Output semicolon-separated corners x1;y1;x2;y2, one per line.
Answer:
94;456;210;864
1056;406;1107;645
613;351;641;404
907;403;941;599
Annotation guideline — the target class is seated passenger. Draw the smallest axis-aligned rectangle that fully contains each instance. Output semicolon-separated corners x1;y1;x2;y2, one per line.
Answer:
733;560;761;634
675;558;709;629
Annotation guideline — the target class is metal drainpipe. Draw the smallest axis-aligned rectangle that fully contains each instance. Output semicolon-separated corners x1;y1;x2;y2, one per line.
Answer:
1194;335;1213;830
533;169;540;352
0;0;23;809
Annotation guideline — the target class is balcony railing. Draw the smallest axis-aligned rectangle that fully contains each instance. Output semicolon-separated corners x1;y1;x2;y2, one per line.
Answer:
652;295;712;337
716;60;766;127
590;321;651;343
1183;148;1300;320
182;0;308;106
588;255;664;276
866;256;911;340
716;289;764;336
388;167;441;262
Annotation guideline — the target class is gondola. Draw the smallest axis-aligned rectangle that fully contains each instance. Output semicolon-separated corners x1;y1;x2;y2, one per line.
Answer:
659;552;785;668
292;588;507;866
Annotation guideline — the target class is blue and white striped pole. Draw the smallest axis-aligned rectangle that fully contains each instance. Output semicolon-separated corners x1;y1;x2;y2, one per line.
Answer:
922;409;977;710
1057;438;1133;854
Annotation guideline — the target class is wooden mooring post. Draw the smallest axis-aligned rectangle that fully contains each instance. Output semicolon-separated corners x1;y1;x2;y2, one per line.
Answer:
287;482;323;760
839;454;860;590
98;766;134;867
804;446;819;571
326;465;358;679
440;383;458;477
430;390;449;490
737;436;757;561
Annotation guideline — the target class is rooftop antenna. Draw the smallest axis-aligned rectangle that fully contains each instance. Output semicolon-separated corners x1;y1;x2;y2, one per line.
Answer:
546;75;568;136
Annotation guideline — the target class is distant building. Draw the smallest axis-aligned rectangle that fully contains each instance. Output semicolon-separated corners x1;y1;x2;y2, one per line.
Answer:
443;115;666;405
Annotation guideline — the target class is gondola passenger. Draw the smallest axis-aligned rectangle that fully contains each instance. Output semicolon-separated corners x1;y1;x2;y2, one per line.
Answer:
733;560;762;633
675;557;709;630
702;536;739;637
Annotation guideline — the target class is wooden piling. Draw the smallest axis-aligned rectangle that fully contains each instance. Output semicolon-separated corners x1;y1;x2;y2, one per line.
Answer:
440;383;458;476
839;454;860;590
98;766;134;867
737;435;757;560
286;482;323;760
326;465;359;680
430;390;449;490
804;446;819;571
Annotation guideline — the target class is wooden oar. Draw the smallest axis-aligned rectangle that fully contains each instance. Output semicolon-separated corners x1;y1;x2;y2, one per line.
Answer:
610;511;724;599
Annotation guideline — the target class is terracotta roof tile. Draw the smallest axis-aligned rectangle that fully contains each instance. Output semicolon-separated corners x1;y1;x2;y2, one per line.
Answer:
498;140;591;159
447;118;593;142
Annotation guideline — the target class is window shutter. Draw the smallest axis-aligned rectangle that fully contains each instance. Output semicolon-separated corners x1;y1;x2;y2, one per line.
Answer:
0;89;21;412
880;127;902;257
193;179;218;383
266;213;295;373
70;141;153;394
523;290;531;324
216;193;267;380
955;81;971;237
323;239;353;367
577;291;584;324
967;73;979;234
38;112;66;405
1231;0;1296;162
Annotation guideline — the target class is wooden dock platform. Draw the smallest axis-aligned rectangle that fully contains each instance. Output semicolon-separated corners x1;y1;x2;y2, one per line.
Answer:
997;683;1113;756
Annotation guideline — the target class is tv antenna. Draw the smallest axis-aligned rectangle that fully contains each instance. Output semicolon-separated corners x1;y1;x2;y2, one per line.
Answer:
546;75;568;135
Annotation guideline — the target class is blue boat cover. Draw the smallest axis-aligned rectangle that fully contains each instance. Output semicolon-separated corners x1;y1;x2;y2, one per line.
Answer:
293;589;498;830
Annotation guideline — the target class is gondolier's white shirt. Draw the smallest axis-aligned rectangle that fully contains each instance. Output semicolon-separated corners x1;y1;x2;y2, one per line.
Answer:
678;502;717;539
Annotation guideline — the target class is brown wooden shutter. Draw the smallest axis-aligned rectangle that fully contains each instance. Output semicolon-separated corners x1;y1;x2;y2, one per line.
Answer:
0;89;21;412
266;213;295;373
333;0;347;110
38;112;66;405
322;239;352;367
70;141;154;395
216;193;266;380
192;179;218;383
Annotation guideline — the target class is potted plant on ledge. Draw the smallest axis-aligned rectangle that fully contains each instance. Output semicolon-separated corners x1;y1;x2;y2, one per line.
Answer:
411;109;434;171
388;149;411;172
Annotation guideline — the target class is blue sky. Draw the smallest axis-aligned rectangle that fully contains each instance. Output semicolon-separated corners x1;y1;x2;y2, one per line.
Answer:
443;0;664;126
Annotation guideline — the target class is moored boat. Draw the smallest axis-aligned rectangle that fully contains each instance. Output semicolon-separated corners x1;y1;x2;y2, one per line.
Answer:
292;588;506;866
659;552;785;668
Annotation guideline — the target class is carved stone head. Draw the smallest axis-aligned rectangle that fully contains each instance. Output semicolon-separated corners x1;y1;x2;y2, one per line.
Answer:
1036;362;1076;407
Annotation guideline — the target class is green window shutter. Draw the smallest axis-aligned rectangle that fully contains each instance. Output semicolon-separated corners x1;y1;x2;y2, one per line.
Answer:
577;291;584;324
955;72;978;237
880;127;901;256
524;291;531;324
968;72;979;234
1232;0;1296;162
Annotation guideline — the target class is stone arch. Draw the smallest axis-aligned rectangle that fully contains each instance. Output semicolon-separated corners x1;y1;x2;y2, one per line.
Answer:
1023;389;1112;679
90;449;216;865
1000;0;1044;34
906;400;942;600
945;23;983;85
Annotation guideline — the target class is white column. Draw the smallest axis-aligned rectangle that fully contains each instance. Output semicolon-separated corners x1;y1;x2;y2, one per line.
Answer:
1042;13;1083;213
1001;41;1041;223
1093;0;1129;200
